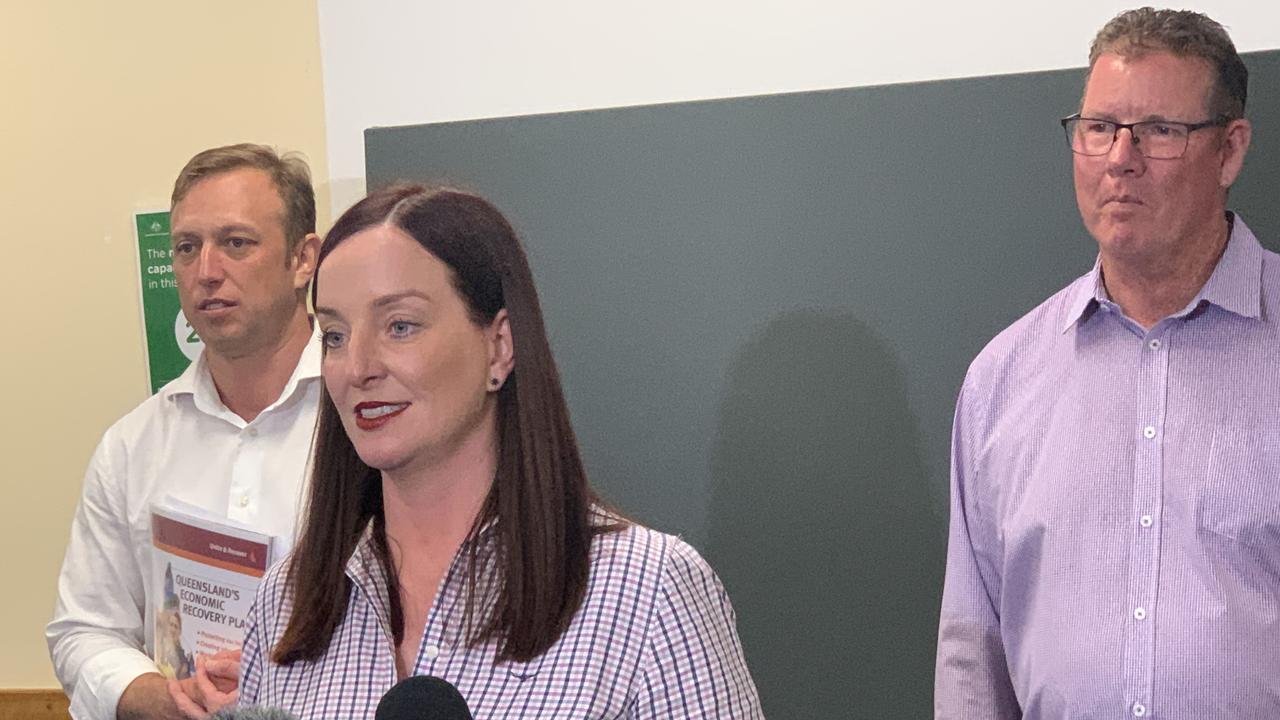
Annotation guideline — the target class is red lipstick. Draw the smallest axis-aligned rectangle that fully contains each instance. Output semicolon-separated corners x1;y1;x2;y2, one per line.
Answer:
353;401;409;431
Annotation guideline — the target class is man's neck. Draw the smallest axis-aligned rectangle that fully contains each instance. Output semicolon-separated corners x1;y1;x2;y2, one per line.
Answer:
1100;216;1231;330
205;309;313;422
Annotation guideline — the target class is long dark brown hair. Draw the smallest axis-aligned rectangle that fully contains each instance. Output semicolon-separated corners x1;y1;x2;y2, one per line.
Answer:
273;184;617;664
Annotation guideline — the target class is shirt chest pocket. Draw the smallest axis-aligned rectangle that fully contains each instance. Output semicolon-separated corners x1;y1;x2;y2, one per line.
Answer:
1196;428;1280;549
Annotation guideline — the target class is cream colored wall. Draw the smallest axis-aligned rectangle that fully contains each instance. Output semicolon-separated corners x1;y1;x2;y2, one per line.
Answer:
0;2;328;688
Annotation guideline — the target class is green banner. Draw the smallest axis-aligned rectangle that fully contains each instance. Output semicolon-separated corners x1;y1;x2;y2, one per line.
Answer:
134;211;204;393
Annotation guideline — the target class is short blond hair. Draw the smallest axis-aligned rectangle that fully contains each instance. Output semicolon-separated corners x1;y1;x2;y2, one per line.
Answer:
171;143;316;250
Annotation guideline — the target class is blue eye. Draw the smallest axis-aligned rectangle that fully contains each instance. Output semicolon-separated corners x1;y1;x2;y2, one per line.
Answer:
321;330;346;349
390;321;416;337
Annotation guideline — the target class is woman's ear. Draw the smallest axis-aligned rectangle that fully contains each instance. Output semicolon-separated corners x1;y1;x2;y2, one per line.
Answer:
487;309;514;391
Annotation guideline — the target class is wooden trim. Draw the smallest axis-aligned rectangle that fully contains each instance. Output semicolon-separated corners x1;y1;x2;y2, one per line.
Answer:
0;689;69;720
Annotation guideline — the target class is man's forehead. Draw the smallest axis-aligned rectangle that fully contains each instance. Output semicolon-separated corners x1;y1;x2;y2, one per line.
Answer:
1089;46;1216;74
1082;50;1215;115
172;168;286;225
170;221;263;240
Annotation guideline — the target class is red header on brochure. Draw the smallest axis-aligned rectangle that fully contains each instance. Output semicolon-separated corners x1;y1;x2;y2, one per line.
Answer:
151;513;270;577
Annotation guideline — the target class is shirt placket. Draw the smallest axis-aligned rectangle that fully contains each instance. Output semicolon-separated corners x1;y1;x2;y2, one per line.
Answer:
416;599;448;676
415;548;474;678
227;422;264;524
1122;325;1171;718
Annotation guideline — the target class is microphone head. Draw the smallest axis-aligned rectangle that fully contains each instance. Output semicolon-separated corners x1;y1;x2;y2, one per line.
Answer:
210;706;301;720
375;675;474;720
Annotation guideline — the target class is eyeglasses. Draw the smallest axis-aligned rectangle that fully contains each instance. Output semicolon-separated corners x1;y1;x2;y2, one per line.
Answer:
1060;114;1229;159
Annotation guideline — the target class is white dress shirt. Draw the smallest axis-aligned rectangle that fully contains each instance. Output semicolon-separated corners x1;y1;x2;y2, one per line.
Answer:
47;338;321;720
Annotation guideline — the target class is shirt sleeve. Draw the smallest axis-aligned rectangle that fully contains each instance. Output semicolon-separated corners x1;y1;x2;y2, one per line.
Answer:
934;378;1020;719
46;434;159;720
631;538;764;719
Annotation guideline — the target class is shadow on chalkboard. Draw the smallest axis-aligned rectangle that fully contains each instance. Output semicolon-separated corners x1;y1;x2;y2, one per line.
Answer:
706;308;944;718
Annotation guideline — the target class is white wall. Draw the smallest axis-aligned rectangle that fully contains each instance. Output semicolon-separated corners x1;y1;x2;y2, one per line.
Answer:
317;0;1280;216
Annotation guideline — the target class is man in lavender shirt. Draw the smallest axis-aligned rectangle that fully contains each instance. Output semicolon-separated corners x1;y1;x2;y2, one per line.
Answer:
935;8;1277;719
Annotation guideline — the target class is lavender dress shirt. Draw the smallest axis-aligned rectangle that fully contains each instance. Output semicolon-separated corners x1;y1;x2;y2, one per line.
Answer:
936;215;1280;719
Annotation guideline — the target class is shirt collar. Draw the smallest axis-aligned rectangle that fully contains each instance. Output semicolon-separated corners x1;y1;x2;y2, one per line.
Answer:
1060;257;1106;334
346;515;501;577
1192;213;1263;320
1059;212;1264;332
346;521;395;631
342;506;620;646
344;515;503;634
161;320;323;422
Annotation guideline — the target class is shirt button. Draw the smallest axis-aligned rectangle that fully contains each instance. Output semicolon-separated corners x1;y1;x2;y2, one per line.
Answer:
1133;702;1147;717
424;644;440;659
1143;426;1156;439
247;427;259;438
1134;607;1147;621
238;495;250;508
1148;339;1161;350
1140;515;1153;528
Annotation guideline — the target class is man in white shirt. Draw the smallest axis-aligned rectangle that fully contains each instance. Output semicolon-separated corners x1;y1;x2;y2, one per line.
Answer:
47;144;323;720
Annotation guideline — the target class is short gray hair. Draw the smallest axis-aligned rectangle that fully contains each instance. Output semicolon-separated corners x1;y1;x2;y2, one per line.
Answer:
1087;7;1247;119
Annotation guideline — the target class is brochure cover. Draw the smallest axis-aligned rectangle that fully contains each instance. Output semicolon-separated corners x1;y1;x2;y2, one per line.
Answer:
150;499;275;679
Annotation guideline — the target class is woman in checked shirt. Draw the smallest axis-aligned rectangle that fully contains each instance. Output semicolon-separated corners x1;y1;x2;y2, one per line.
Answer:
231;184;763;719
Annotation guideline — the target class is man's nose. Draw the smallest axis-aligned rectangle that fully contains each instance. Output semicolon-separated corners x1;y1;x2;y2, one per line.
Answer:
197;244;224;284
1105;126;1146;174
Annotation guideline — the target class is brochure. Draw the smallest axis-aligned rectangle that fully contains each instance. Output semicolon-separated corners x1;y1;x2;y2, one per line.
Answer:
150;498;276;679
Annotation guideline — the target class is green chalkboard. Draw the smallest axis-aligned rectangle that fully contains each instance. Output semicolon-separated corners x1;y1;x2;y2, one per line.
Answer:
366;52;1280;717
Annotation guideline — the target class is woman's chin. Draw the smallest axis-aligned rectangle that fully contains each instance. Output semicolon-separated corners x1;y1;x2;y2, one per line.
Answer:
354;446;411;474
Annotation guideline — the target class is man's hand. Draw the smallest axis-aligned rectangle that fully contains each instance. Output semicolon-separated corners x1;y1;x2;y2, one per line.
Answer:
203;648;241;694
167;650;241;719
117;673;184;720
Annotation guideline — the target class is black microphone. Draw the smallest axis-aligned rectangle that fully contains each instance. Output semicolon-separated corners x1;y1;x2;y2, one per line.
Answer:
210;706;301;720
375;676;474;720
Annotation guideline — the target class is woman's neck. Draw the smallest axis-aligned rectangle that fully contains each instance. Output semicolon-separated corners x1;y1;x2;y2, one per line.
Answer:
381;422;499;570
380;424;499;679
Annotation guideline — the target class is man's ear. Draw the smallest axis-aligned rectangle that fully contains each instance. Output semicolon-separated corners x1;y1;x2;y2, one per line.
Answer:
1219;118;1252;189
291;232;321;290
